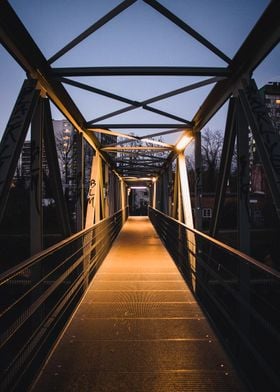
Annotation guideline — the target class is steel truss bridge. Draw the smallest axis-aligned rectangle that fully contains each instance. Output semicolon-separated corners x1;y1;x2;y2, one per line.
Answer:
0;1;280;391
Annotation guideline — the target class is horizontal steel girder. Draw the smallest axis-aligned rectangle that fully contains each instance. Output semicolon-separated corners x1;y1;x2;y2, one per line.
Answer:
192;0;280;132
91;124;189;129
0;1;114;166
53;66;230;77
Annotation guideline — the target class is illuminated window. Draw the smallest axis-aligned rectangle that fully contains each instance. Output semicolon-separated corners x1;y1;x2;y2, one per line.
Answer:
202;208;212;218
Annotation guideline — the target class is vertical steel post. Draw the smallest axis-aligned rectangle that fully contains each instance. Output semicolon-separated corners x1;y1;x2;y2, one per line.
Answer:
120;179;126;223
194;130;202;230
108;170;114;215
85;152;102;228
104;164;109;218
30;97;43;255
43;98;71;237
178;152;196;290
237;99;251;253
236;96;251;365
75;132;84;231
161;170;169;214
172;160;179;219
83;151;101;288
209;97;237;237
152;179;157;209
178;152;194;228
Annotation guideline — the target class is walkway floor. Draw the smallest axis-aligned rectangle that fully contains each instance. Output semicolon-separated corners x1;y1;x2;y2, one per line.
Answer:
32;217;246;392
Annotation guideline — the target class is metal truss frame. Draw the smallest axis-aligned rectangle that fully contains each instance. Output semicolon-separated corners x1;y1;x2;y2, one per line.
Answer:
0;0;279;232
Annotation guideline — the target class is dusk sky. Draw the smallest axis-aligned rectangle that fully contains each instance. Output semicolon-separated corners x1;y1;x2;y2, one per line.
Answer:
0;0;279;144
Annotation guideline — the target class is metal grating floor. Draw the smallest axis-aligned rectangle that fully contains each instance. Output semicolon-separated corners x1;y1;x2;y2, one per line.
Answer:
32;217;247;392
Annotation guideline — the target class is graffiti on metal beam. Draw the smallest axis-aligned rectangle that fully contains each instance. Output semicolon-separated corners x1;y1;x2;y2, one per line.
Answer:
87;178;96;204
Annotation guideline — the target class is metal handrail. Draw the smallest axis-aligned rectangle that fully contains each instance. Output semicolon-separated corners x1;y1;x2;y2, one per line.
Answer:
149;207;280;279
0;207;125;285
149;206;280;392
0;207;127;392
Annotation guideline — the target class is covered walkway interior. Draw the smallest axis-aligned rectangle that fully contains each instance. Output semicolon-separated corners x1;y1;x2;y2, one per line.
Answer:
33;217;245;392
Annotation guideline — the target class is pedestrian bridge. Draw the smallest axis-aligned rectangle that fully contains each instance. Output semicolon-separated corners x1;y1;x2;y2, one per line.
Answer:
32;216;245;392
0;1;280;391
1;209;279;392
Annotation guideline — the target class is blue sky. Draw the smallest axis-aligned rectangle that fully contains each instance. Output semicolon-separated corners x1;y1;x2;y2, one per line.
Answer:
0;0;279;143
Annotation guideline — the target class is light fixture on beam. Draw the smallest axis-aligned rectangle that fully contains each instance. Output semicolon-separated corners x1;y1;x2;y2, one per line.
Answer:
125;177;155;181
175;134;193;151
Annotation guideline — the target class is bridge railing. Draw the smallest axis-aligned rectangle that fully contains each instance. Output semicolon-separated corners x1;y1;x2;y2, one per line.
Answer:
0;207;127;392
149;206;280;392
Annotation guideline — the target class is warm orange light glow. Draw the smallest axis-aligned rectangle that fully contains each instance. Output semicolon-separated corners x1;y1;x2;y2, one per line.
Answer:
176;135;192;151
276;99;280;104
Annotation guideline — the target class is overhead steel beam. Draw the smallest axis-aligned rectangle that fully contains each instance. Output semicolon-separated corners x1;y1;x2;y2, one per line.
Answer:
61;77;192;125
87;127;138;141
116;159;164;164
115;154;167;161
143;105;190;123
60;77;137;105
84;76;220;126
102;146;172;151
48;0;137;64
118;161;161;169
53;66;230;77
191;0;280;133
0;79;40;224
90;104;191;125
121;168;160;172
119;166;162;170
61;77;221;117
166;0;280;171
92;124;188;129
0;1;114;168
140;129;183;139
144;0;232;64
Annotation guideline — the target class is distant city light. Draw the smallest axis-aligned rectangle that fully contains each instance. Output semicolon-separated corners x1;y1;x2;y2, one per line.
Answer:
130;186;148;189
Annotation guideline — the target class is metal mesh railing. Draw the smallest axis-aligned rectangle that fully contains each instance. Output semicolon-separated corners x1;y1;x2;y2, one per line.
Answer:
0;208;127;392
149;207;280;392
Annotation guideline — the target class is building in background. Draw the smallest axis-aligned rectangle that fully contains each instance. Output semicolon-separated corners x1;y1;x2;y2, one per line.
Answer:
259;82;280;134
52;119;77;202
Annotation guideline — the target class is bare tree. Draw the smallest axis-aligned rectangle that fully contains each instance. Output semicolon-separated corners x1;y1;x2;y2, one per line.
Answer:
55;129;76;200
201;128;223;192
201;128;223;172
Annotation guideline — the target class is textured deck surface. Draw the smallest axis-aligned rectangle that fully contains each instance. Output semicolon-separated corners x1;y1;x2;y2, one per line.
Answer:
32;217;246;392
